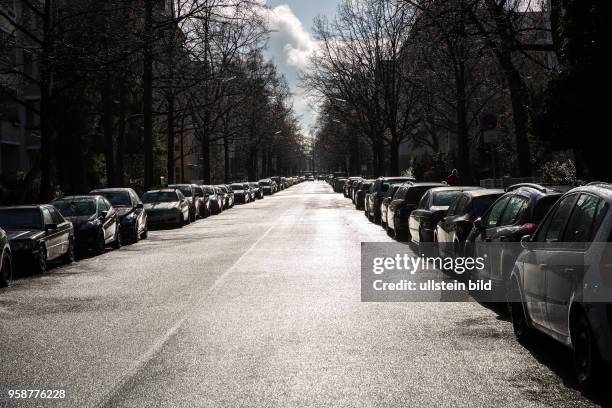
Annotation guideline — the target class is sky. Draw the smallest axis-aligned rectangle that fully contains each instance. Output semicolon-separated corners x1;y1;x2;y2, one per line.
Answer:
263;1;341;136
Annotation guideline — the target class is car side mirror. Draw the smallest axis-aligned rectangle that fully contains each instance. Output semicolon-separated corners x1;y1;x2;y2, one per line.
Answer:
474;218;483;230
99;211;108;219
45;223;58;231
136;203;144;209
520;235;531;250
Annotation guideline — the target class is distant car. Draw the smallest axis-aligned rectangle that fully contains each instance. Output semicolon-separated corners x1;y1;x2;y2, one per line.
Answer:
307;175;314;181
202;185;222;214
259;179;274;195
344;177;361;198
350;179;363;203
244;183;256;202
89;188;148;243
142;189;190;228
231;183;250;204
0;205;75;275
271;177;283;191
334;178;348;193
355;180;374;210
467;184;562;300
0;228;11;287
168;184;197;222
249;182;264;199
53;196;121;254
224;185;235;208
380;183;403;229
435;189;504;258
408;186;479;244
366;177;416;223
510;183;612;387
387;183;445;240
215;185;231;209
192;185;209;218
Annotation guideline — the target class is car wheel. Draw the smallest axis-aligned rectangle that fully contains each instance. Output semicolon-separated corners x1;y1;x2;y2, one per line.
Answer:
141;228;148;240
111;228;122;250
510;282;533;344
62;238;75;264
179;213;186;227
1;253;12;288
572;313;602;388
95;230;106;255
36;245;47;275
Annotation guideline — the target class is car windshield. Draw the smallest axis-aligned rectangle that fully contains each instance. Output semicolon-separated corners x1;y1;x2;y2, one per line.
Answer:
0;208;43;230
432;191;462;207
143;192;178;203
259;181;270;186
176;187;192;197
361;183;372;190
53;199;97;217
231;184;243;190
205;187;216;194
97;191;131;207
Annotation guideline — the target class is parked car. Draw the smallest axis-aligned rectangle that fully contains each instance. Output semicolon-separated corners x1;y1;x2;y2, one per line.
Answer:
510;183;612;387
435;189;504;257
0;205;75;275
259;179;274;196
334;178;348;193
355;180;374;210
387;183;445;240
192;185;209;218
224;185;235;208
202;185;221;214
408;186;479;245
380;183;405;229
344;177;361;198
231;183;250;204
351;179;363;203
142;189;190;228
215;185;231;209
53;195;121;254
0;228;11;287
249;182;264;199
467;184;562;300
168;184;197;222
366;177;416;223
89;188;148;243
271;177;283;191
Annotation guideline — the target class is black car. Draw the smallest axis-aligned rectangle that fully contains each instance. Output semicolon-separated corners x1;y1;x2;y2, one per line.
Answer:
334;178;348;193
467;183;562;298
408;186;479;244
435;189;504;257
142;189;191;228
230;183;250;204
0;205;75;275
355;180;374;210
192;185;209;218
259;179;274;196
0;228;11;287
387;183;445;240
366;177;416;223
249;182;264;199
223;185;235;207
380;184;403;229
53;196;121;254
168;184;197;222
90;188;148;244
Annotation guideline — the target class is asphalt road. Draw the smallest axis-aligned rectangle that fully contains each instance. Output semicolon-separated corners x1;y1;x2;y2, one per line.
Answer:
0;182;608;407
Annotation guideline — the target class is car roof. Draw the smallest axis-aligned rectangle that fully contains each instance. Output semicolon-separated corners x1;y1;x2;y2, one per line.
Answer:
463;189;505;198
90;188;132;193
0;205;47;210
404;182;446;188
567;183;612;202
56;195;99;201
144;189;178;193
427;186;480;194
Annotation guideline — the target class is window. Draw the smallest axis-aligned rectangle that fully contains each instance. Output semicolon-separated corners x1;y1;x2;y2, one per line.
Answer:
485;196;510;228
417;191;430;209
98;198;111;212
50;208;65;224
563;194;602;243
542;194;579;243
42;208;54;226
499;196;528;226
451;196;469;216
394;187;406;200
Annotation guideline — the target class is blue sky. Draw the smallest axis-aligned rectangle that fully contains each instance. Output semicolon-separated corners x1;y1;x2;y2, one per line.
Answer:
263;1;341;135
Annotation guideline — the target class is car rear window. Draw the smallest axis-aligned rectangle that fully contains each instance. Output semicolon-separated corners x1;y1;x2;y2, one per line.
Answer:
470;196;500;217
53;199;97;217
0;208;43;230
143;191;178;203
432;191;462;207
532;195;561;223
96;191;131;207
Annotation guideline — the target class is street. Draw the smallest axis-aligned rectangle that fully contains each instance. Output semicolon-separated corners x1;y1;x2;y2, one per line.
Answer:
0;182;606;407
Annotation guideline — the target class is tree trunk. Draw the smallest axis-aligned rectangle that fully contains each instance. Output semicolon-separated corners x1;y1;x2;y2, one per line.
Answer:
38;0;53;201
102;75;115;187
223;134;230;182
143;0;154;189
455;62;472;184
116;84;126;187
166;93;175;183
200;132;210;183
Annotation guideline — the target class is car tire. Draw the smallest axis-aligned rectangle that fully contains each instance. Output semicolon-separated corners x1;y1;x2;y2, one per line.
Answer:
132;225;140;244
94;230;106;255
36;245;47;275
510;282;533;344
572;313;602;388
141;228;148;240
1;253;12;288
62;238;75;264
111;228;122;250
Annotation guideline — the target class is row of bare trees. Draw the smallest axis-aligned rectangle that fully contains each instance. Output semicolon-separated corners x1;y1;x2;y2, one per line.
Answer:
303;0;567;182
0;0;306;203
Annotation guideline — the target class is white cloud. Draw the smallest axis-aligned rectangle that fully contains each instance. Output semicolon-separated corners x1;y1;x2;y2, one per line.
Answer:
264;5;318;69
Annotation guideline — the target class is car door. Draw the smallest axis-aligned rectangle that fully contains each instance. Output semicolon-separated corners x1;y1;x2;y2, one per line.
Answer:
440;195;464;244
475;196;511;277
409;191;430;239
545;194;603;336
524;194;579;328
50;207;70;257
98;198;115;243
42;207;62;260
